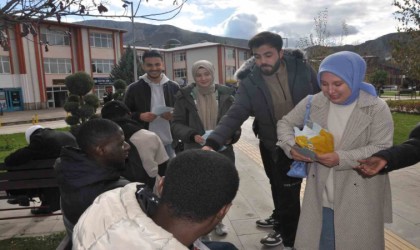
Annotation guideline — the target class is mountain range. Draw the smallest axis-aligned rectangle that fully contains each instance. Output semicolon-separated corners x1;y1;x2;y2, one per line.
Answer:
76;19;407;61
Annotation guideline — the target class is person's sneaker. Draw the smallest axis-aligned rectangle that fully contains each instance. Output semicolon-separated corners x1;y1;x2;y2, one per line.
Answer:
260;230;283;247
256;214;277;228
30;206;52;215
214;222;228;236
7;196;30;206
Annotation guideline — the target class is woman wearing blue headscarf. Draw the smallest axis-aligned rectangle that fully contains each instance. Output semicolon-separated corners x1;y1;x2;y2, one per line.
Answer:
276;51;394;249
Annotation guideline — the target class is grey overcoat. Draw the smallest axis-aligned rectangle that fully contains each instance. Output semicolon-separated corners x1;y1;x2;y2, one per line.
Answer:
277;91;394;250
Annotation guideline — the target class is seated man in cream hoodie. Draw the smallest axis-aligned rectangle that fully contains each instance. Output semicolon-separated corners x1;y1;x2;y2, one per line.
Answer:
101;100;168;189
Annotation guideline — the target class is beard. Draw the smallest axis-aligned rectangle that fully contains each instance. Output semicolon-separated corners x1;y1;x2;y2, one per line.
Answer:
260;59;281;76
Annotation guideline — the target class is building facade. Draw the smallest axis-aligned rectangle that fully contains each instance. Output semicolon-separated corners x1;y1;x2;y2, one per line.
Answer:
0;19;251;113
131;42;250;87
0;20;125;112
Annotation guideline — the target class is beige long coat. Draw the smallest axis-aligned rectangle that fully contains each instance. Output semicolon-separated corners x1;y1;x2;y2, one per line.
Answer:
277;91;394;250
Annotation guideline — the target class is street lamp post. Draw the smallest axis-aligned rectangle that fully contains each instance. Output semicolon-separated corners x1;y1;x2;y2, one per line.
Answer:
282;38;288;48
123;1;137;82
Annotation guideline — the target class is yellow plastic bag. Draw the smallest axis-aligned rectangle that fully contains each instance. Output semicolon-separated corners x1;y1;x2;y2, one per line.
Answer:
294;122;334;155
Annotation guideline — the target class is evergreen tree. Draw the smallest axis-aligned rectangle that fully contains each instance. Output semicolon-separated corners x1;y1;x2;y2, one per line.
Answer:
110;46;142;84
392;0;420;83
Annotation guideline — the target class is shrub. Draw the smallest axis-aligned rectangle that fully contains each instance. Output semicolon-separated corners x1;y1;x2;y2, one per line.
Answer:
64;72;94;96
63;72;98;135
386;100;420;114
112;79;127;101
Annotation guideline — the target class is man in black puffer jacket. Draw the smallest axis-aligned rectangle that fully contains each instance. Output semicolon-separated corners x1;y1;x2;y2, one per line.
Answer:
203;31;320;248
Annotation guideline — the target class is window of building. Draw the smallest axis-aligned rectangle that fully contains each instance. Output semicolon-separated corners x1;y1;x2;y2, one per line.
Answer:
90;33;113;48
40;29;70;46
0;56;11;74
226;48;236;60
44;58;72;74
239;51;249;61
92;59;114;73
226;66;236;81
174;68;187;78
174;52;186;62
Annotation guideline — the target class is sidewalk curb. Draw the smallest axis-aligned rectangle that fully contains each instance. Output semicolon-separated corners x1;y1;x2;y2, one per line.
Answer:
0;117;66;127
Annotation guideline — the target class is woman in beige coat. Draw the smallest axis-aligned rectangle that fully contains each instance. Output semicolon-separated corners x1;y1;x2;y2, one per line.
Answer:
277;51;394;249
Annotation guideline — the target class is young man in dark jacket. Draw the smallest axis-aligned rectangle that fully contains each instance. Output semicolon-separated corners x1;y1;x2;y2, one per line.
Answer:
355;123;420;175
124;50;180;158
5;125;77;214
203;31;320;248
55;119;130;228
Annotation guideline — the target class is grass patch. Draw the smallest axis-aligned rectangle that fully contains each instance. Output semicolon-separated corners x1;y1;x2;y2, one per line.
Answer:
392;112;419;145
0;232;66;250
382;90;397;96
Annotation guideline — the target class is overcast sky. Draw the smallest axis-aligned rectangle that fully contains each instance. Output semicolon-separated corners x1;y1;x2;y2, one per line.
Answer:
64;0;401;48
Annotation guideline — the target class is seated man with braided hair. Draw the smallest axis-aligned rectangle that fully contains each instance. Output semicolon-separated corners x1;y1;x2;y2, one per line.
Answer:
72;149;239;250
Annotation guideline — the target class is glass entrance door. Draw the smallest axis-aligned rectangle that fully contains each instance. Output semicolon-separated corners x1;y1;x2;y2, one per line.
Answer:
0;88;23;112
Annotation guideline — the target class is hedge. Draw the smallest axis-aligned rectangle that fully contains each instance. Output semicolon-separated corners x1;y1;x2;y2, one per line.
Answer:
386;100;420;114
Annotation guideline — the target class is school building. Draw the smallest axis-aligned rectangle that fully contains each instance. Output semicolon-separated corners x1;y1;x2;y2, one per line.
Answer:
0;20;126;112
131;42;250;87
0;19;251;113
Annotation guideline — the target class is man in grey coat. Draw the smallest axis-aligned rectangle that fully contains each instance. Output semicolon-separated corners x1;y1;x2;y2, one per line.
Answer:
203;31;319;248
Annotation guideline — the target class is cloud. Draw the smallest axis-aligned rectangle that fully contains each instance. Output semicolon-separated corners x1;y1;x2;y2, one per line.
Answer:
222;13;261;39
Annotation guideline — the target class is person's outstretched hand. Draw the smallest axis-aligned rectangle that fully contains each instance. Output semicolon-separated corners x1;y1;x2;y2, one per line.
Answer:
194;135;205;144
354;156;388;177
161;112;173;121
202;146;214;151
140;112;157;122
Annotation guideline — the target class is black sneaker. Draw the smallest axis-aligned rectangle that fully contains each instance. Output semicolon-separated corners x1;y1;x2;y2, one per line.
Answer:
260;230;283;247
31;207;52;215
7;196;30;206
256;214;277;228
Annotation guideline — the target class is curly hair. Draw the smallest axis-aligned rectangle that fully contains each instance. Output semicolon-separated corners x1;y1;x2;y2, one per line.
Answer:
160;149;239;222
101;100;131;120
76;118;121;153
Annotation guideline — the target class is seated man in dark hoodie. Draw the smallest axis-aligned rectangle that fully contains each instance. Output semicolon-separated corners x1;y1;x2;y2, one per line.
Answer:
101;100;169;190
5;125;77;215
55;118;131;232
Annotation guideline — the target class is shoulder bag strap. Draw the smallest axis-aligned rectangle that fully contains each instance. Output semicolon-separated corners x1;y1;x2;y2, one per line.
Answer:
303;95;313;125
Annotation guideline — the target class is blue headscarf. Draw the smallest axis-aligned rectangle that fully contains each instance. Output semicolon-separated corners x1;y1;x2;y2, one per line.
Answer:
317;51;377;105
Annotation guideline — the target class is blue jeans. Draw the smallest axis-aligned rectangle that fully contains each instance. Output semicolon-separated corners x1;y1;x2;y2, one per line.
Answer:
319;207;335;250
202;241;238;250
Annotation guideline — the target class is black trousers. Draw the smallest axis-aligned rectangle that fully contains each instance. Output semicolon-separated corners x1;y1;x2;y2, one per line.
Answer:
259;142;301;247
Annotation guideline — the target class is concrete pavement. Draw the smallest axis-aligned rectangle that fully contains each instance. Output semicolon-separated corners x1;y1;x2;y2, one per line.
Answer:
0;109;419;249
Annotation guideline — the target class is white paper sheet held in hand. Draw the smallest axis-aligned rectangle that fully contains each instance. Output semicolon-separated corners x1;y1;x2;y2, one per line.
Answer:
202;130;227;151
151;106;174;116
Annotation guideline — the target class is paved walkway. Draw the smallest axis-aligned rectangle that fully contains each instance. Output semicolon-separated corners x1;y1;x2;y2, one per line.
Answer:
0;109;419;249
